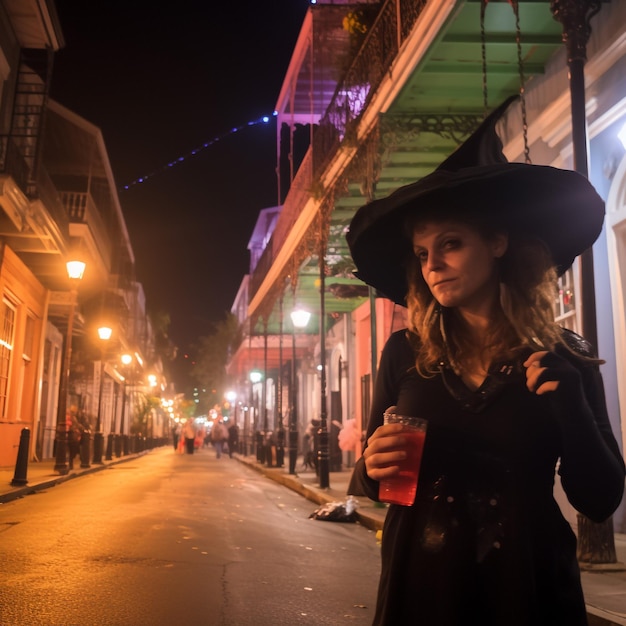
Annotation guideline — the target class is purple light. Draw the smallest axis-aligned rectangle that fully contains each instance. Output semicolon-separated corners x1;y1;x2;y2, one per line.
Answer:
119;112;274;191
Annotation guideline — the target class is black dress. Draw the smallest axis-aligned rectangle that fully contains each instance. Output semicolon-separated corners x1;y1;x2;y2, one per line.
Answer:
348;329;625;626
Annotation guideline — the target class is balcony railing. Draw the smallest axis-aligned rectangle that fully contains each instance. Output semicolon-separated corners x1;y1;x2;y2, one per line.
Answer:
0;135;70;238
61;190;112;269
0;135;31;194
249;0;428;304
248;155;314;299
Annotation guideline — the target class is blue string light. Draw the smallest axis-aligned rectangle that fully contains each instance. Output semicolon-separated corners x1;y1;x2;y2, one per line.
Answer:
120;112;276;191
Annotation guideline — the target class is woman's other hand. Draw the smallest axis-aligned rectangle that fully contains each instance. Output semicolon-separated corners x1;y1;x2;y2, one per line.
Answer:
524;350;583;399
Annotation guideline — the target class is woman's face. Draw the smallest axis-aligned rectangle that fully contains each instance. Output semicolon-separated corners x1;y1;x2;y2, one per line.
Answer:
412;220;508;314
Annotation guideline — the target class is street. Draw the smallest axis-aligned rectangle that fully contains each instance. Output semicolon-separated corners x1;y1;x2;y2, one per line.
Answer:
0;448;381;626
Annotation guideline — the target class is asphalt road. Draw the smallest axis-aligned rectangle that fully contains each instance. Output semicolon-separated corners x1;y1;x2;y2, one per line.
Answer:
0;449;381;626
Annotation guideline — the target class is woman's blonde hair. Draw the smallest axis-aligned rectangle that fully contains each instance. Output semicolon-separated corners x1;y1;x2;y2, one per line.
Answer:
404;213;571;377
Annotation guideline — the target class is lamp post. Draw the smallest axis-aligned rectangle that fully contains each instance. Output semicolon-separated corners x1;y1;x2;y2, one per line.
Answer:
54;260;86;475
117;353;132;457
275;294;284;468
551;0;617;567
147;373;158;445
249;369;262;460
262;325;269;463
318;245;330;489
92;325;112;464
289;307;311;474
225;390;237;453
225;390;236;422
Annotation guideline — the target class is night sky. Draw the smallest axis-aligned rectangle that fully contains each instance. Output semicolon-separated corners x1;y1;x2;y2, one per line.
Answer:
49;1;310;374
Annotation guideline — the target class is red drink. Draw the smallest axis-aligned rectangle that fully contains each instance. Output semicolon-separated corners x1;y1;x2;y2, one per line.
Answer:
379;418;427;506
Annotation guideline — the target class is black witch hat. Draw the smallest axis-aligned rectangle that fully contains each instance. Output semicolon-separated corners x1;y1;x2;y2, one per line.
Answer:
346;96;605;306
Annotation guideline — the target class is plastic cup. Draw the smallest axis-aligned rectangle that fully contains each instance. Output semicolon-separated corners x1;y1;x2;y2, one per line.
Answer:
378;413;428;506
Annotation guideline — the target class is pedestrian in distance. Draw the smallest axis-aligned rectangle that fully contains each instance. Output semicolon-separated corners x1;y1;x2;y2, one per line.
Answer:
172;423;181;452
182;419;196;455
302;420;318;471
228;421;239;458
346;96;625;626
211;418;228;459
67;409;82;470
194;424;205;451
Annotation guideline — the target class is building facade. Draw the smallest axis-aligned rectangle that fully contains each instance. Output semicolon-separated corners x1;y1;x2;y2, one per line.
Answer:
227;0;626;534
0;1;168;468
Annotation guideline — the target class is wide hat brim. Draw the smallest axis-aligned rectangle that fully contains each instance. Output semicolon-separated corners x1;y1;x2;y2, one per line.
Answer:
346;101;605;307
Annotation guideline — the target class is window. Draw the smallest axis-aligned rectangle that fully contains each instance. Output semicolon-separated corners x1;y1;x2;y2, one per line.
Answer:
0;299;16;417
23;315;34;361
554;268;578;333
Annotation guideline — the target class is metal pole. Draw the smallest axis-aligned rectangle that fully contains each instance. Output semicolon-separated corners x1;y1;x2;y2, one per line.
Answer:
54;287;77;475
318;250;330;489
551;0;617;566
551;0;600;350
123;383;131;456
93;356;105;464
276;294;285;466
289;326;298;474
117;379;127;457
246;405;251;456
262;326;268;463
369;287;378;385
569;52;597;348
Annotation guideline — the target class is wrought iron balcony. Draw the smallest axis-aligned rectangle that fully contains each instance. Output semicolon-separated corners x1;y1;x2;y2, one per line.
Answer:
248;0;427;304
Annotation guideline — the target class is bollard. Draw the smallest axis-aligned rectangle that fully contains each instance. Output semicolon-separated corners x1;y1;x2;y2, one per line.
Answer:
256;432;264;463
11;428;30;486
267;444;277;468
105;433;114;460
92;431;104;464
79;430;91;468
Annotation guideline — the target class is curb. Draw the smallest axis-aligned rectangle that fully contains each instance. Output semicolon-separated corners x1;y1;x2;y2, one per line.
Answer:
0;453;146;505
236;456;385;532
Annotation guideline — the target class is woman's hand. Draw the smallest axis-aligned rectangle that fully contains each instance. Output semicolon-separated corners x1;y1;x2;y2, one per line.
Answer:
524;350;584;396
363;423;410;481
524;350;589;426
524;351;560;395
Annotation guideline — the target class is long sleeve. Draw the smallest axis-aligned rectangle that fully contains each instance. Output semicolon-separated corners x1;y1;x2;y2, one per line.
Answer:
556;359;625;522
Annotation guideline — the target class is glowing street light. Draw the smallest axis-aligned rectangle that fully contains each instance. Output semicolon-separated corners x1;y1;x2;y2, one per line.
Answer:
289;307;310;474
116;352;133;457
249;370;263;459
54;259;86;475
93;325;112;464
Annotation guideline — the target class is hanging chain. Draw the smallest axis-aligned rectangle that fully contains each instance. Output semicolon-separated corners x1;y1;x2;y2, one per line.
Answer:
511;0;531;163
480;0;531;162
480;0;489;115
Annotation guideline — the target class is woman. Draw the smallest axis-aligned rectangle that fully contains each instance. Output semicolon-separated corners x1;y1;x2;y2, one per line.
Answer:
346;97;625;626
182;419;196;455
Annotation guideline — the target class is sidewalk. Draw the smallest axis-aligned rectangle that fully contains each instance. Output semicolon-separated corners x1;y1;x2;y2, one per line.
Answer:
1;449;625;626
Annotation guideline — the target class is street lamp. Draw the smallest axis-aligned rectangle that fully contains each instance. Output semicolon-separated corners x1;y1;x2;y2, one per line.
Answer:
262;327;269;464
318;243;330;488
225;390;237;452
289;307;310;474
249;370;262;460
225;390;236;424
93;324;112;464
54;259;86;475
147;373;158;442
116;352;133;457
